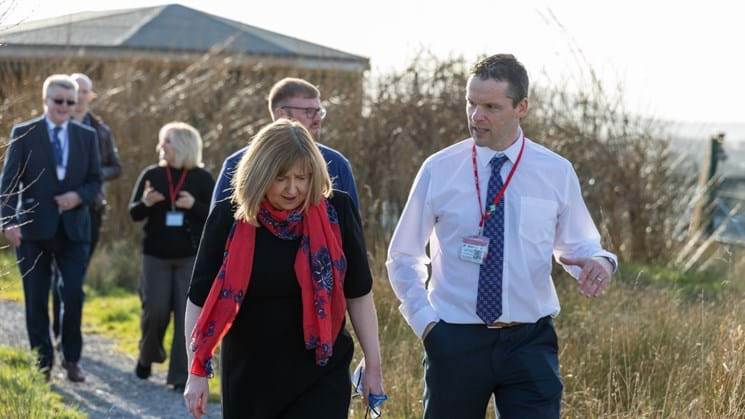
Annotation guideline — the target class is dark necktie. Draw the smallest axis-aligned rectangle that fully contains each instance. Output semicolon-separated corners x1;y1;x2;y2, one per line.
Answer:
52;126;63;167
476;155;509;324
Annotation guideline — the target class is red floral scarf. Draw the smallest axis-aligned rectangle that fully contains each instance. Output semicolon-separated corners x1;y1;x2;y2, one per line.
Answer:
189;199;347;377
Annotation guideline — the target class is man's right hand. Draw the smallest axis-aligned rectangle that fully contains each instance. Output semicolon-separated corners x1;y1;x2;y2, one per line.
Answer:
3;226;22;247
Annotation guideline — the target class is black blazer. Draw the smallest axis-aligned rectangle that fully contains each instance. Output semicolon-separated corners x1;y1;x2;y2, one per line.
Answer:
1;116;102;242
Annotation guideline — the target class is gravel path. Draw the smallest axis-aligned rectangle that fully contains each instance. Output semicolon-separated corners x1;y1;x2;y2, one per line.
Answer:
0;299;221;418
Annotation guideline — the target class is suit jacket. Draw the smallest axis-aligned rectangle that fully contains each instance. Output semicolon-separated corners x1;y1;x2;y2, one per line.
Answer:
1;115;102;242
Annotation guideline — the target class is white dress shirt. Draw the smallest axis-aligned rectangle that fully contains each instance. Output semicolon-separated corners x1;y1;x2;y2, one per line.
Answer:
46;117;70;180
386;132;618;337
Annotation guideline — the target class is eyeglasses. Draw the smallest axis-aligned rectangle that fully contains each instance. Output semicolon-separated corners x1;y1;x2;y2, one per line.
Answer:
281;106;327;120
49;98;77;106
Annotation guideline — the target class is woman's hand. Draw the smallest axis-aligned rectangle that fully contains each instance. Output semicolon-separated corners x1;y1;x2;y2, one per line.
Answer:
346;293;385;406
175;190;195;209
361;360;385;406
142;180;165;207
183;373;209;419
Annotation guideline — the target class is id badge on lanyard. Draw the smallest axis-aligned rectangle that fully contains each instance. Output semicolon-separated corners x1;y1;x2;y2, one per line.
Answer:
460;235;490;264
165;210;184;227
165;166;188;228
460;133;525;264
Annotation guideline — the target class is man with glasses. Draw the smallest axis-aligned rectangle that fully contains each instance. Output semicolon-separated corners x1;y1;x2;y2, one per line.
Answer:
1;74;102;383
210;77;360;209
50;73;123;348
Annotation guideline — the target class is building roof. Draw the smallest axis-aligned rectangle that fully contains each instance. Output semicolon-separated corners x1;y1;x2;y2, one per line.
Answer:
0;4;369;71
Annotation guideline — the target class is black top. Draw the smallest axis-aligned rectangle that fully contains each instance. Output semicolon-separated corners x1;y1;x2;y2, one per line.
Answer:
188;191;372;418
129;165;214;258
188;191;372;306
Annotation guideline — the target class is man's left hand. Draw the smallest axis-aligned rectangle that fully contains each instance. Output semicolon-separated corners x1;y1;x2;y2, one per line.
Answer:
559;256;613;298
54;192;82;211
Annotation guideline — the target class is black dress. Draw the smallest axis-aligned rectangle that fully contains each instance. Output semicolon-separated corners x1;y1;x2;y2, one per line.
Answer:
188;191;373;419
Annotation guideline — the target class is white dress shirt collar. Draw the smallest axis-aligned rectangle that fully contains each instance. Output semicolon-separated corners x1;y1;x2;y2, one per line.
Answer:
474;128;524;171
45;115;69;132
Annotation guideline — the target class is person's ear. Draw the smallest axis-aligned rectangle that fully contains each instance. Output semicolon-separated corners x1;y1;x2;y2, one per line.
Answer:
272;107;286;121
515;98;529;119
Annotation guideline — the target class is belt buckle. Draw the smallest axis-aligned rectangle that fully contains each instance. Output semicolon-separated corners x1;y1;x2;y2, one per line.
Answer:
487;322;509;329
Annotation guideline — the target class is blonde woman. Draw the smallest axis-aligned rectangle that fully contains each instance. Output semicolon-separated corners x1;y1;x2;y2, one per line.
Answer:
129;122;215;390
183;119;384;418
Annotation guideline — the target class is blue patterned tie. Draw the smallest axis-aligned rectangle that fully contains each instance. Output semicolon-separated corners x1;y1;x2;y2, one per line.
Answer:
52;126;63;167
476;155;509;324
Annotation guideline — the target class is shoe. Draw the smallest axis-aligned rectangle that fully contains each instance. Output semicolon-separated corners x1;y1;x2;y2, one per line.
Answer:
61;360;86;383
171;383;185;392
135;360;151;380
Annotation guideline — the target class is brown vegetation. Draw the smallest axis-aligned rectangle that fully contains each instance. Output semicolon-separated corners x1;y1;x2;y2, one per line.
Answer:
3;51;743;418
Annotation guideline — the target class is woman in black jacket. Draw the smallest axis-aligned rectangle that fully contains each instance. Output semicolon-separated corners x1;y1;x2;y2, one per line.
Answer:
129;121;214;390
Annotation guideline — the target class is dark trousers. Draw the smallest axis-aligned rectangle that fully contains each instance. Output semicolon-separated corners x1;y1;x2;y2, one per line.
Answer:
17;224;90;369
138;254;194;386
422;317;562;419
52;206;102;338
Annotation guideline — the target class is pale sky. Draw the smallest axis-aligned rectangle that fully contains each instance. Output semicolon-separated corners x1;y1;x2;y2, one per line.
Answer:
3;0;745;128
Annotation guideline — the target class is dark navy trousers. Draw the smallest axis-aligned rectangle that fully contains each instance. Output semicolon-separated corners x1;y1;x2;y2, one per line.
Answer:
17;222;89;370
423;316;562;419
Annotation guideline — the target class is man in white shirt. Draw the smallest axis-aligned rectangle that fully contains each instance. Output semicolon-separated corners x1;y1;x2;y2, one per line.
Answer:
386;54;618;419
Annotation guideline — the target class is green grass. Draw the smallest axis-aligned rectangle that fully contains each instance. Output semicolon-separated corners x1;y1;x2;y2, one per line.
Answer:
0;251;221;402
0;251;24;302
82;289;142;354
619;262;736;298
0;346;85;418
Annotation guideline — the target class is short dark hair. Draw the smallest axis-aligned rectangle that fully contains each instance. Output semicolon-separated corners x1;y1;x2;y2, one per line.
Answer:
267;78;320;115
470;54;529;107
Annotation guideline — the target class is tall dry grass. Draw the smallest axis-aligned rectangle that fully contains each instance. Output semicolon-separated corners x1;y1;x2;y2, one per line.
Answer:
349;252;745;419
3;50;743;418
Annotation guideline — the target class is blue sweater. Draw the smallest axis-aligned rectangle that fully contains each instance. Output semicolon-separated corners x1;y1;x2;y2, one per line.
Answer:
211;143;360;210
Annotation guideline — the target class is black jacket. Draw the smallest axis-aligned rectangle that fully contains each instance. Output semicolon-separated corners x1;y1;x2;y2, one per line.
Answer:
87;112;122;208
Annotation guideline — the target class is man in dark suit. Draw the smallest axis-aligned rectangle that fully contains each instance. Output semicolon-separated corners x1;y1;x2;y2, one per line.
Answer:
1;74;102;382
51;73;123;345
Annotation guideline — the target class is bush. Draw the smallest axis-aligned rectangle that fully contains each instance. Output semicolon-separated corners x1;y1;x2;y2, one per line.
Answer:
1;52;686;276
86;239;142;292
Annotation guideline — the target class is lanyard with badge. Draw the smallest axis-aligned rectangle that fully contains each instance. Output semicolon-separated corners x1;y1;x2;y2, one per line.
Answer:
165;166;188;227
459;133;525;264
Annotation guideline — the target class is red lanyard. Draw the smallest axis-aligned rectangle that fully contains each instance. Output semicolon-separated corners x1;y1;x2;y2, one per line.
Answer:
165;166;188;208
472;133;525;232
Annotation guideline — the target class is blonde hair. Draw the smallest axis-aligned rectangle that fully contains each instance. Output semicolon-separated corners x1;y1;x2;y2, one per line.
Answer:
232;119;332;225
157;122;204;169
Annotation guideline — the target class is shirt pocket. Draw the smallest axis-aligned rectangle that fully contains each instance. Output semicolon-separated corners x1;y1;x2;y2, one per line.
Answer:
519;197;558;245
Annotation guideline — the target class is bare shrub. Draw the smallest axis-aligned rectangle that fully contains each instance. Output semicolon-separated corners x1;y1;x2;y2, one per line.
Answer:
0;50;689;275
